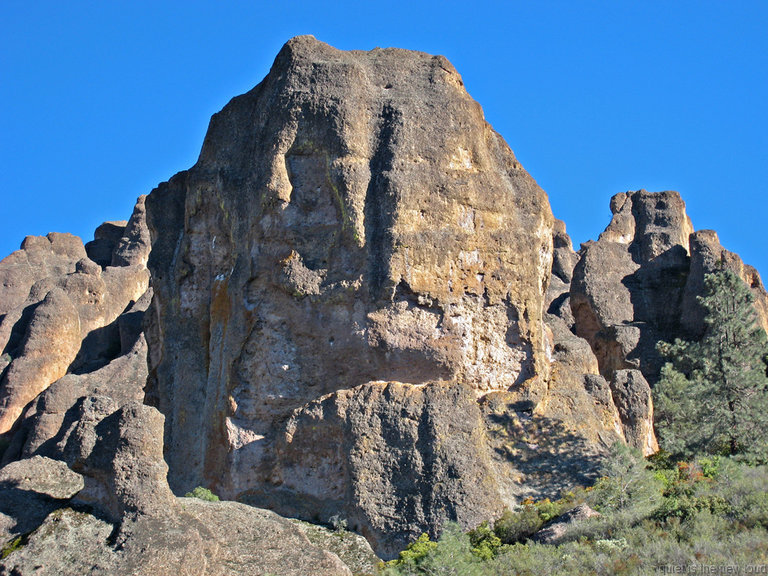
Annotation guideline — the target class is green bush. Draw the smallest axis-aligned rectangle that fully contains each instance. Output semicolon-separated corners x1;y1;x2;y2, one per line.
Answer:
184;486;220;502
467;522;501;560
493;504;542;544
384;533;437;569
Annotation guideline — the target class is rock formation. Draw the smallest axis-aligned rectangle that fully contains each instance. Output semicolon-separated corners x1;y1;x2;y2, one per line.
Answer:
143;35;628;554
0;196;151;436
0;402;365;575
0;36;766;568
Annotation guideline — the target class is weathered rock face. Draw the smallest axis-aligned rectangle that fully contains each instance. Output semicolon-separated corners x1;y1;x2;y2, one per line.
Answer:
3;35;766;568
571;190;693;381
570;189;768;381
2;299;150;464
144;35;573;553
0;405;364;576
258;380;502;554
0;196;151;436
682;229;768;337
0;455;84;543
568;189;768;455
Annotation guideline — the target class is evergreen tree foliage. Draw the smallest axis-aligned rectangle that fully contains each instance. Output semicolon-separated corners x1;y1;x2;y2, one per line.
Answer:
588;442;662;515
654;270;768;462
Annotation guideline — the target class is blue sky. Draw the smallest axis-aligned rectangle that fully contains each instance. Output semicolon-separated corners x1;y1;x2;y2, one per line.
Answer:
2;1;767;278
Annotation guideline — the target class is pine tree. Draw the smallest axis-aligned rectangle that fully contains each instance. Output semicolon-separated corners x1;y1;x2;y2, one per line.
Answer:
654;270;768;462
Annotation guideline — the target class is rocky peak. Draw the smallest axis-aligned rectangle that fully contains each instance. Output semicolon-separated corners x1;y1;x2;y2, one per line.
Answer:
0;196;151;436
142;35;621;555
0;37;766;567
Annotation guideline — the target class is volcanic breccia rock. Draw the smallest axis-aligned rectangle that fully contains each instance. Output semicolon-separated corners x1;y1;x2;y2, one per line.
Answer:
143;35;625;553
0;197;150;436
1;35;767;566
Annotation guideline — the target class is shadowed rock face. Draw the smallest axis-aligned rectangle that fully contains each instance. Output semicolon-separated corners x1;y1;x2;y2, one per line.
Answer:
2;36;766;566
570;190;694;383
144;35;567;554
0;405;360;576
570;189;768;383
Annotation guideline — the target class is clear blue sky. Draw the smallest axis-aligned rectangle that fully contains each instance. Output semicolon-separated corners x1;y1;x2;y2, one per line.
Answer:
2;1;767;279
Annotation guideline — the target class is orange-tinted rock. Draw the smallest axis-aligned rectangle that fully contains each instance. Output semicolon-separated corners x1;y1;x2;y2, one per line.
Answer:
0;197;150;435
143;37;614;553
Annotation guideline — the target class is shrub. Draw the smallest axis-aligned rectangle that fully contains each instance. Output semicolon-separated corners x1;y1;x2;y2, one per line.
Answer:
493;504;542;544
467;522;501;560
184;486;220;502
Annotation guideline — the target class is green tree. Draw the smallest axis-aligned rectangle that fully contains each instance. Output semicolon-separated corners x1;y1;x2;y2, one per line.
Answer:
588;442;662;515
654;270;768;462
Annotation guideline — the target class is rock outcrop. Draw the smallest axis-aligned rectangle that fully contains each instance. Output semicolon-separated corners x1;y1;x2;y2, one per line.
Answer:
568;189;768;454
141;35;629;555
571;189;768;383
0;196;151;436
1;36;766;569
532;502;600;545
0;403;364;575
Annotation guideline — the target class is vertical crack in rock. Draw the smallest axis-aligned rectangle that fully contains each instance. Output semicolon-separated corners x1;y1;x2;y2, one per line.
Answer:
364;103;399;302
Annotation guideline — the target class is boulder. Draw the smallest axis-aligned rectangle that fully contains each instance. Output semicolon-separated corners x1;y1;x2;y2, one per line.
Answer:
66;401;176;521
570;190;693;385
532;502;600;545
609;369;658;455
0;502;356;576
85;221;127;268
0;456;84;542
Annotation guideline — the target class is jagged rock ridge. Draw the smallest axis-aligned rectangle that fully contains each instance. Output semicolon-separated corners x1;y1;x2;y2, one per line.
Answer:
0;36;765;569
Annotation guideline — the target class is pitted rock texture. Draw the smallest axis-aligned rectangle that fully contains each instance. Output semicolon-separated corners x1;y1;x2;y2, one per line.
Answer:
609;369;658;455
244;380;503;556
2;299;150;465
540;220;625;461
1;401;360;575
0;503;357;576
0;197;150;435
570;189;768;384
681;229;768;337
143;35;603;552
0;455;84;543
2;36;766;568
570;190;693;384
568;189;768;454
0;401;365;575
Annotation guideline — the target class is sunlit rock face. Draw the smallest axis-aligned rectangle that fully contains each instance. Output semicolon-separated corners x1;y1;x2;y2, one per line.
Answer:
0;197;150;436
145;35;565;554
568;189;768;456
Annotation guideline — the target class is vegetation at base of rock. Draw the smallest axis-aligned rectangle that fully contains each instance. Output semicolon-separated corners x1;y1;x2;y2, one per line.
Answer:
654;270;768;463
1;536;25;560
184;486;220;501
381;447;768;574
383;291;768;573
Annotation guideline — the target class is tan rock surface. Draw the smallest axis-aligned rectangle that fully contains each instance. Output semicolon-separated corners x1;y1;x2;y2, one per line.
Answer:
144;36;570;551
0;404;358;576
0;196;150;435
